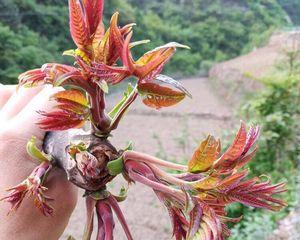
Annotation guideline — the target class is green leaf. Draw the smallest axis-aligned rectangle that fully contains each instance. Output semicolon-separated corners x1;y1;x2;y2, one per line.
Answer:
124;141;134;151
113;186;128;202
129;39;150;48
26;136;52;163
90;190;110;200
63;49;76;57
108;83;135;119
107;156;124;176
96;80;109;93
67;236;76;240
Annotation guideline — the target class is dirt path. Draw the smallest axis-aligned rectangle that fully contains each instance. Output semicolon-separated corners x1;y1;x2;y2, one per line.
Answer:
60;77;234;240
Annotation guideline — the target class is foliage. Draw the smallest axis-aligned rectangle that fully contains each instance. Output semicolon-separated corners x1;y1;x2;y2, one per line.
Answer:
151;47;300;239
228;50;300;239
278;0;300;25
242;53;300;178
18;0;191;132
0;1;288;239
0;0;293;84
230;211;278;240
0;23;62;84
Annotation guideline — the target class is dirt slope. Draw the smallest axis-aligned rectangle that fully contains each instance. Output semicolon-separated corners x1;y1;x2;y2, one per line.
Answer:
209;31;300;105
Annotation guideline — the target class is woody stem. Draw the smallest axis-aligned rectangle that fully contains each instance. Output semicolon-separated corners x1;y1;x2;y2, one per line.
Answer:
90;86;111;133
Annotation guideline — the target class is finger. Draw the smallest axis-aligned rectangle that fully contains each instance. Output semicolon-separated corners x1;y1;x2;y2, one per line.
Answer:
0;85;45;122
8;85;63;141
0;159;77;240
0;85;16;110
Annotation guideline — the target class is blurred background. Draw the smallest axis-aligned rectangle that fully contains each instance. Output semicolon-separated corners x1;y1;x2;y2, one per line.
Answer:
0;0;299;239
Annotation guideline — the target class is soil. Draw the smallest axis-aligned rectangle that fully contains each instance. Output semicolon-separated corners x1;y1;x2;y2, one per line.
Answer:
60;77;234;240
209;31;300;106
268;208;300;240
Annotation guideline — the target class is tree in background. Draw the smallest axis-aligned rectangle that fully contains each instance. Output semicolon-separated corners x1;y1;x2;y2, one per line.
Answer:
0;1;287;239
278;0;300;25
0;0;292;84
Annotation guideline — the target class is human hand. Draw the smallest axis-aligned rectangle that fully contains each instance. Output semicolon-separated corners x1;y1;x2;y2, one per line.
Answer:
0;84;78;240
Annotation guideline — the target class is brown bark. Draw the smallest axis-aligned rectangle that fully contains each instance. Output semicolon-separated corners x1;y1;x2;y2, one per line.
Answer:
43;130;119;191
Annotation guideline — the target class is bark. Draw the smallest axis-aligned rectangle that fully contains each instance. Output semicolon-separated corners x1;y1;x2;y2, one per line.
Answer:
43;130;119;191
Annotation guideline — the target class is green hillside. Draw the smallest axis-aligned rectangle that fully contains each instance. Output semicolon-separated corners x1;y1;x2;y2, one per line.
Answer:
0;0;294;84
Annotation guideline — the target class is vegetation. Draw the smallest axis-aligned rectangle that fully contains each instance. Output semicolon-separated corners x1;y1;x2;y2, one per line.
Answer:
0;1;287;239
151;45;300;240
278;0;300;25
0;0;295;84
229;48;300;239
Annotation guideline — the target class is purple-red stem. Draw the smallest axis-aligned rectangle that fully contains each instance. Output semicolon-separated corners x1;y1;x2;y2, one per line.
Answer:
96;201;114;240
107;196;133;240
123;150;188;171
126;161;185;203
83;196;97;240
90;85;111;133
96;212;105;240
32;161;51;179
147;163;192;188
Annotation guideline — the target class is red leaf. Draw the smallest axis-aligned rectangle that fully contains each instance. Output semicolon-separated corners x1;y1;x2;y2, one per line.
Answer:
168;207;188;240
93;0;104;34
242;125;260;154
18;69;46;87
82;0;93;35
134;42;190;82
19;64;84;89
138;82;186;109
189;203;222;240
38;89;90;130
187;203;203;239
213;122;247;172
216;172;287;211
37;110;87;131
89;0;105;50
233;147;258;171
69;0;90;50
218;170;249;190
188;135;221;173
52;89;89;107
82;0;104;35
122;31;135;73
92;21;105;48
108;12;124;65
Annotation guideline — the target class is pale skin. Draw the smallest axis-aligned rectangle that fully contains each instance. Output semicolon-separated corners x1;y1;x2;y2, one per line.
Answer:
0;84;78;240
